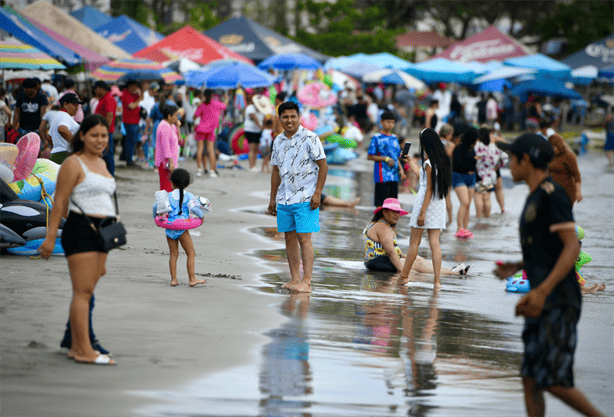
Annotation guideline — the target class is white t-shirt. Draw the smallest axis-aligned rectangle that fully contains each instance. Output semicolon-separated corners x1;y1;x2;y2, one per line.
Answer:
49;111;79;154
41;83;58;103
260;129;273;147
546;127;556;138
244;104;263;133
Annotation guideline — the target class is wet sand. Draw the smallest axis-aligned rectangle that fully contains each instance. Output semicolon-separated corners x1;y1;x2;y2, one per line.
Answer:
1;150;612;416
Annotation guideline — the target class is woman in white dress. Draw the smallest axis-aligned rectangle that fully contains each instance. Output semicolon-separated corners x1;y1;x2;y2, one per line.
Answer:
399;128;452;288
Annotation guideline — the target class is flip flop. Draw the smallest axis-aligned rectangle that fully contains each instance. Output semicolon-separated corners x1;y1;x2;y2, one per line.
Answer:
462;264;474;276
75;354;116;365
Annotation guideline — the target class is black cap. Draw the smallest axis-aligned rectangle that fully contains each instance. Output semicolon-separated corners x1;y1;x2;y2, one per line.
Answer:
59;93;84;105
496;133;554;165
93;80;110;90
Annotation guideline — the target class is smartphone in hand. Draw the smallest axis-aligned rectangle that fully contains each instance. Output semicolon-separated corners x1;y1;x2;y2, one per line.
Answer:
401;142;411;158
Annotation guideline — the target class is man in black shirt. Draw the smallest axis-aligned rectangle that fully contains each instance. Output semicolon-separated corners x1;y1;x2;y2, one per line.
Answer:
13;78;48;136
495;133;602;416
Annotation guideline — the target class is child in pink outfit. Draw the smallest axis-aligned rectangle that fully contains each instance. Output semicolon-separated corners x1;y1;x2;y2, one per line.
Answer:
155;106;181;192
193;90;228;178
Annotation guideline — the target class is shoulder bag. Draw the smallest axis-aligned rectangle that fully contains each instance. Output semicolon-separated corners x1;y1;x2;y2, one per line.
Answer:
71;192;127;251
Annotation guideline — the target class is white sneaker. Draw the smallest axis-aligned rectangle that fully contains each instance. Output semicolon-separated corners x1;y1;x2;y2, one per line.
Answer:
218;154;232;161
196;169;202;177
250;167;260;173
451;263;466;275
209;171;218;178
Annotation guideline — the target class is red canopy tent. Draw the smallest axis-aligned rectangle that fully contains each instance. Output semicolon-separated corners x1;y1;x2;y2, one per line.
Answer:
133;25;253;65
432;26;531;63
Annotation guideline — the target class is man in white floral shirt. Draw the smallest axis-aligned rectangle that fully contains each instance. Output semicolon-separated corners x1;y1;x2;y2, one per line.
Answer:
268;101;328;293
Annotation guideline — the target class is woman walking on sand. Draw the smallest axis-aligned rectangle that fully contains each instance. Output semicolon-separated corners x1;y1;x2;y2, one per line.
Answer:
156;105;181;192
194;89;228;178
399;128;452;288
39;114;116;365
452;127;479;238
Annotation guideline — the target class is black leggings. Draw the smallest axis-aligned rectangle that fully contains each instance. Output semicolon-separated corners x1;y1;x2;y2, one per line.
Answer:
365;256;397;272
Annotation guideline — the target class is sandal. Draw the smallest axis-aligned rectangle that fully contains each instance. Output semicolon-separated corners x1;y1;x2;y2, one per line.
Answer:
75;354;116;365
461;264;474;276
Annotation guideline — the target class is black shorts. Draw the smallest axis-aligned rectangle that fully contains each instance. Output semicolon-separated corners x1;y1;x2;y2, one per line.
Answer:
496;168;501;179
320;193;328;204
244;131;261;144
521;306;579;388
61;211;109;257
365;256;397;272
374;181;398;207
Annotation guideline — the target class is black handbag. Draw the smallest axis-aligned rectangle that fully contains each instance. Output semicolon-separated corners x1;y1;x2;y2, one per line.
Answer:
71;192;127;251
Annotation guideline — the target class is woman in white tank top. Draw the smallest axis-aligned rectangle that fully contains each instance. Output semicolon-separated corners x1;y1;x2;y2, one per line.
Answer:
39;114;117;365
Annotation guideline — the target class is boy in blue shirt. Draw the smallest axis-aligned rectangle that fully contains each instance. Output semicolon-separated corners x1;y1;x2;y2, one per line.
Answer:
367;111;406;207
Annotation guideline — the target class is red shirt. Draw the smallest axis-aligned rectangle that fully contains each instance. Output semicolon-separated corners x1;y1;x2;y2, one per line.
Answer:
121;89;141;124
95;91;117;133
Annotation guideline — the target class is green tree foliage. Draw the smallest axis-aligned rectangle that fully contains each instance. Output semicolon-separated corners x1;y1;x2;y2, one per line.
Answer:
185;1;220;32
292;0;401;56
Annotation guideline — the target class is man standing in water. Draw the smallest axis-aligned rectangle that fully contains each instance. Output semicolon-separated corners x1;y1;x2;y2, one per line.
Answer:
268;101;328;293
495;133;602;417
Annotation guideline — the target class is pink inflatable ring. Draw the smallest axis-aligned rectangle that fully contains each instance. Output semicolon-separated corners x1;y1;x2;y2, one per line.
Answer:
154;215;203;230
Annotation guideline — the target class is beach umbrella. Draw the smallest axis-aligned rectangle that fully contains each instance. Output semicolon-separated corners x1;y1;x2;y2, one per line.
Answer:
354;52;414;70
163;58;202;74
258;53;322;71
476;79;512;92
362;69;426;90
329;69;360;91
598;66;614;79
91;59;182;84
324;56;359;71
201;57;253;72
340;62;383;79
185;62;274;89
0;37;66;70
504;53;571;80
571;66;598;85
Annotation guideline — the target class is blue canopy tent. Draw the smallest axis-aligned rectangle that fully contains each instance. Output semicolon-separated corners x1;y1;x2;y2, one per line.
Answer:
504;54;571;80
0;7;81;66
598;66;614;79
185;63;274;89
476;79;511;92
562;33;614;70
205;16;328;63
70;5;113;30
95;15;163;54
348;52;414;70
405;58;476;84
339;62;383;79
324;56;359;71
510;79;582;101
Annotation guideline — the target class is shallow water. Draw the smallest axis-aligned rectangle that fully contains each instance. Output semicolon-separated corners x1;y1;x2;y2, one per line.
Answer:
134;154;613;416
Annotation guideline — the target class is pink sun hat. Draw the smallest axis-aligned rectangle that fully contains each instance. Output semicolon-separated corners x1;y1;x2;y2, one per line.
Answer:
373;198;409;216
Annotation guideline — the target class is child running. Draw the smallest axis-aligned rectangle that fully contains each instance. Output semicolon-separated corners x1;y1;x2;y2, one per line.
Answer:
399;128;452;288
153;169;206;287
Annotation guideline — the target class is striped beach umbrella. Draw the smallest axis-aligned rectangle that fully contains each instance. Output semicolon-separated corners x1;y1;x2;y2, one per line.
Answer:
0;37;66;70
91;58;182;84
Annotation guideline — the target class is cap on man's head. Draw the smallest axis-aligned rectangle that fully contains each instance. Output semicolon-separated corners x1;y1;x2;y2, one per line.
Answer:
497;133;554;167
59;93;84;105
525;118;539;131
93;80;110;90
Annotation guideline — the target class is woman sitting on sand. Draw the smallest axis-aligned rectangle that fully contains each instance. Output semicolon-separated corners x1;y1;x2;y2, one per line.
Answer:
364;198;472;275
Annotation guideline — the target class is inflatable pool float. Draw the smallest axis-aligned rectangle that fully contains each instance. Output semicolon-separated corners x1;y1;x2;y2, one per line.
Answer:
0;200;64;238
22;226;61;241
0;143;19;167
230;125;249;155
13;133;41;182
0;223;26;248
300;113;318;131
9;159;59;203
0;178;18;203
6;237;64;256
154;215;203;230
326;134;357;149
0;160;14;183
506;271;530;293
323;142;339;154
298;82;337;108
327;147;358;165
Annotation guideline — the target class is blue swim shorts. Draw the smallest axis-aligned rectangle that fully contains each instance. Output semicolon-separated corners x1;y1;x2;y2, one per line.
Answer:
452;172;476;189
277;202;320;233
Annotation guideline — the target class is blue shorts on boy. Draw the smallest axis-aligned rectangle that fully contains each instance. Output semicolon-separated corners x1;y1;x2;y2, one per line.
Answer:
277;202;320;233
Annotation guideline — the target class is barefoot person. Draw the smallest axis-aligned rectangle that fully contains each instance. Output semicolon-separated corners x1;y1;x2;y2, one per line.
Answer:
268;101;328;293
39;114;116;365
364;198;472;275
494;133;603;417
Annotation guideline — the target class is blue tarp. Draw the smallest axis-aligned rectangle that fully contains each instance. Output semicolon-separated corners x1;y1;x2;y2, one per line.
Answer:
504;53;571;80
405;58;476;84
95;15;163;54
0;7;81;66
510;78;582;101
562;33;614;70
205;16;328;63
70;5;113;30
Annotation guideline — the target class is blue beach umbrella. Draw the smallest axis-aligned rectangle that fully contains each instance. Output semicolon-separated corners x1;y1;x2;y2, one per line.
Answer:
340;62;383;79
258;53;322;71
510;78;582;101
598;66;614;79
185;62;274;89
405;58;477;84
